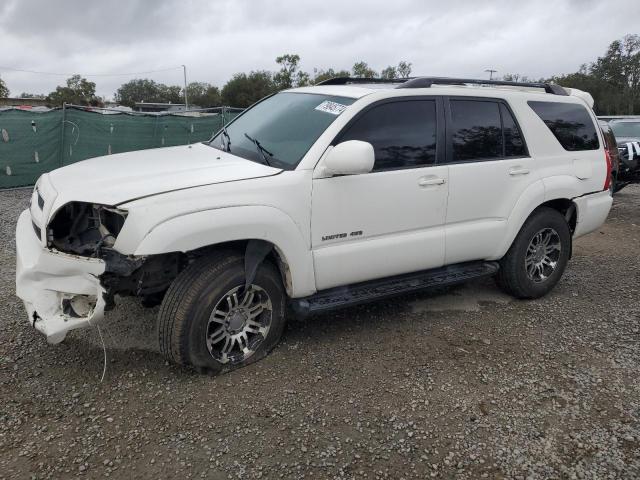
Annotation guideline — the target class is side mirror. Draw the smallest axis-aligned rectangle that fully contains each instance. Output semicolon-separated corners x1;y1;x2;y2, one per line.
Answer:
323;140;374;176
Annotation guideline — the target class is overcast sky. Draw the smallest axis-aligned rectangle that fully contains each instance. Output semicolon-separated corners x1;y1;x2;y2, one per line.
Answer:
0;0;638;99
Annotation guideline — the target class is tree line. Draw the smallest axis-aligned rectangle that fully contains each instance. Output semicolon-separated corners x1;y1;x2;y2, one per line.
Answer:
1;34;638;114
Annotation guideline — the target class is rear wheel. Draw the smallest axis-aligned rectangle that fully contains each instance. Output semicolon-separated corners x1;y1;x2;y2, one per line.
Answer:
157;252;286;374
496;207;571;299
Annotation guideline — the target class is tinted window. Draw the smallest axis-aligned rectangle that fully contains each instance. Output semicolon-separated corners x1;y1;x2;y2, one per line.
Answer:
610;121;640;138
528;101;599;151
501;103;526;157
339;100;437;170
450;100;502;161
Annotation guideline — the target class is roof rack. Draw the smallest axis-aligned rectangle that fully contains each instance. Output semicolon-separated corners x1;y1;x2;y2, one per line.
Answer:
397;77;568;95
316;77;411;86
316;76;568;96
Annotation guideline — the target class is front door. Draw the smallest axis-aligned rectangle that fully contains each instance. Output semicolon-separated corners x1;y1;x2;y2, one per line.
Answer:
311;98;449;290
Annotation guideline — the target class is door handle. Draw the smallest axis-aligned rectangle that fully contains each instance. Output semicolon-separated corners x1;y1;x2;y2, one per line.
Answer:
509;167;530;176
418;177;446;187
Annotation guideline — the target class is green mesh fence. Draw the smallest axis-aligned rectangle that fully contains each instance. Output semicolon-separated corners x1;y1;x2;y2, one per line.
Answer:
0;109;63;188
0;106;241;189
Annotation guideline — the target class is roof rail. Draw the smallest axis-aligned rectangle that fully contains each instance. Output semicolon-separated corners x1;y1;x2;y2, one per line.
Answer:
316;77;411;86
396;77;568;96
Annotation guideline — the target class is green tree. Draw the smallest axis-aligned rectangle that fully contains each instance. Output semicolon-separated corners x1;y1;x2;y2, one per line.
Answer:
396;61;412;78
273;54;311;89
352;61;377;78
274;54;300;89
185;82;221;108
115;79;157;107
0;76;8;97
591;34;640;114
221;71;276;107
547;35;640;115
47;75;99;106
115;79;160;107
380;61;412;80
380;66;397;79
313;68;351;84
115;79;183;107
158;84;182;104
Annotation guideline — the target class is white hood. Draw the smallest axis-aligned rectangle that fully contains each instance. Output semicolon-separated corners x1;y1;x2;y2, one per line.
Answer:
46;143;281;208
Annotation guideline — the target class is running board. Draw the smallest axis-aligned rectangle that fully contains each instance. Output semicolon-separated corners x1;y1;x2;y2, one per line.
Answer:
291;261;499;316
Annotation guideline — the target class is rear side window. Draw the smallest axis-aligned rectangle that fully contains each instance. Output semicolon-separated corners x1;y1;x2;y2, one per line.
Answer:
338;100;437;171
449;100;527;162
528;101;599;151
450;100;502;161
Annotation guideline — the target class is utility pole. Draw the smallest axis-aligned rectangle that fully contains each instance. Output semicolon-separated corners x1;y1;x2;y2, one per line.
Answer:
485;69;497;80
182;65;189;110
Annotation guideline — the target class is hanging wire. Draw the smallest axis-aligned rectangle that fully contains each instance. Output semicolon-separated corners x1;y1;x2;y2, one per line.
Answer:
0;65;184;77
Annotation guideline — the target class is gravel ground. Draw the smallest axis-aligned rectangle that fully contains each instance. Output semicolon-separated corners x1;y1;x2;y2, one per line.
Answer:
0;186;639;480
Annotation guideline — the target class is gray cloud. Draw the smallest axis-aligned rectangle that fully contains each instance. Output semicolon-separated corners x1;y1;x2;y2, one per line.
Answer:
0;0;638;99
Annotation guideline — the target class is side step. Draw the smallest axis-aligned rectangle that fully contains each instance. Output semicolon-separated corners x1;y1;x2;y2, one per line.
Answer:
291;261;499;316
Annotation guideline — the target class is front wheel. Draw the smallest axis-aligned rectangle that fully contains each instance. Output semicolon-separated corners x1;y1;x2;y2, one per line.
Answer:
496;207;571;299
157;252;286;374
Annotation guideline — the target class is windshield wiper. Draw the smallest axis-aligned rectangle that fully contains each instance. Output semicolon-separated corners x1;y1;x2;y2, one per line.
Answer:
244;133;273;167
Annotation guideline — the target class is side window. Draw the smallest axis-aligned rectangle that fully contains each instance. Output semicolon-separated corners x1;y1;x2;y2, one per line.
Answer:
528;101;599;151
338;100;437;171
450;100;502;162
501;103;526;157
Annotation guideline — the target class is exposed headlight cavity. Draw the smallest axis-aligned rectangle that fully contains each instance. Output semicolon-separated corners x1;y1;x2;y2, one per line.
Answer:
48;202;127;256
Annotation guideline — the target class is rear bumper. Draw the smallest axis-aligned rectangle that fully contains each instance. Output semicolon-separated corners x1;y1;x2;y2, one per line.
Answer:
15;209;107;344
573;190;613;239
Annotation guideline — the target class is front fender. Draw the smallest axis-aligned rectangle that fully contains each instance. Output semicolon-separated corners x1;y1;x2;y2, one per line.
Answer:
133;206;316;298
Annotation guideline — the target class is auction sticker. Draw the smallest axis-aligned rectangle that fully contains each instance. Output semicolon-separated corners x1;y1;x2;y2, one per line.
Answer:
315;100;348;115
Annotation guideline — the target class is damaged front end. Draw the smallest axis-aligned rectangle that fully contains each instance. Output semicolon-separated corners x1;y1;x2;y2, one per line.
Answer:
16;195;180;344
48;202;128;256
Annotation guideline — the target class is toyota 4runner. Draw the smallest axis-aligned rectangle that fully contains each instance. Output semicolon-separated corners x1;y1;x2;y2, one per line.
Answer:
16;77;613;374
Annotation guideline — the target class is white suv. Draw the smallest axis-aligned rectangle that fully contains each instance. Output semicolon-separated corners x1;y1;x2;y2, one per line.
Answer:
16;77;613;374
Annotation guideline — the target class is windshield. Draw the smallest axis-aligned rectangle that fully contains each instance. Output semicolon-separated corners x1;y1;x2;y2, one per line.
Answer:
610;121;640;138
209;92;356;169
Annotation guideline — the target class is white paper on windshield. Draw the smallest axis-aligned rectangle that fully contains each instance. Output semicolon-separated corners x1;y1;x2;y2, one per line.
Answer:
315;100;348;115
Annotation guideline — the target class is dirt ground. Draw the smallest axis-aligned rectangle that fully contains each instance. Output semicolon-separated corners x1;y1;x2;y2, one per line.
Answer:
0;186;638;479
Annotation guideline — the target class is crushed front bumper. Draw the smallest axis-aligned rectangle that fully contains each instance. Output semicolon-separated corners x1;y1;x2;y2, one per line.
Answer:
15;209;107;344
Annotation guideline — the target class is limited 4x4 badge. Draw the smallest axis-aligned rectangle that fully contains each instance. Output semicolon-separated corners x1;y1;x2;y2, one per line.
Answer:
322;231;363;241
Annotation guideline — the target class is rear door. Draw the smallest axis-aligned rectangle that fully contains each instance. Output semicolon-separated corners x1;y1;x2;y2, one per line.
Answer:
443;97;539;264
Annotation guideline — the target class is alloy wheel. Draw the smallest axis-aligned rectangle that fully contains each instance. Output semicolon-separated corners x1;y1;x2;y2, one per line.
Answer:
205;285;272;364
525;227;561;283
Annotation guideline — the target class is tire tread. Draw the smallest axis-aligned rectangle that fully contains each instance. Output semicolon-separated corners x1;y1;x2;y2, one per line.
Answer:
157;250;239;367
496;207;571;299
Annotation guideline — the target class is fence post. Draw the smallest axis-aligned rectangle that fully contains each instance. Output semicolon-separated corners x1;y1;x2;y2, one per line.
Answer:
59;102;66;167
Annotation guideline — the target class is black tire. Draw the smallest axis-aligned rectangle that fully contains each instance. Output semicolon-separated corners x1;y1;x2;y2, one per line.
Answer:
496;207;571;299
158;251;286;374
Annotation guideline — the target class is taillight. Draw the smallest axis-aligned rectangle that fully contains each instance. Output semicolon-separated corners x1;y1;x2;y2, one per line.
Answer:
603;148;612;191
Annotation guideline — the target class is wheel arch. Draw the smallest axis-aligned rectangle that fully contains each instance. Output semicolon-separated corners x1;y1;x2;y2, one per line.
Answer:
494;181;577;260
131;206;316;298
